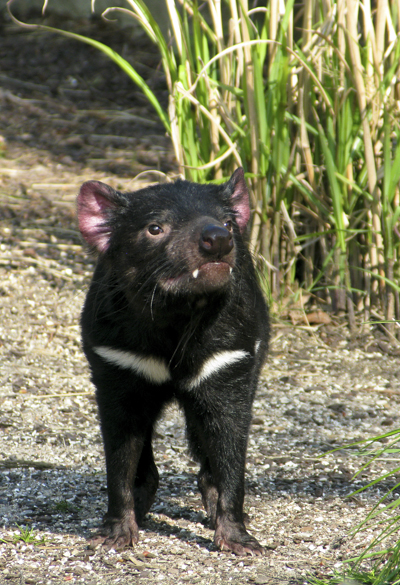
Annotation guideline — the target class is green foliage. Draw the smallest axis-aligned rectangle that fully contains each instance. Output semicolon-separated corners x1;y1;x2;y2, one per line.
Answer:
54;500;78;514
0;525;47;546
316;429;400;584
309;568;379;584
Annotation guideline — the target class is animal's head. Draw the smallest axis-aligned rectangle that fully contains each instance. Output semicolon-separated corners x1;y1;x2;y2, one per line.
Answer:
77;169;251;297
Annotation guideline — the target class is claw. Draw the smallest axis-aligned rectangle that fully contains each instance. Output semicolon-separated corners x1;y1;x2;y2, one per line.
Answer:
214;521;264;556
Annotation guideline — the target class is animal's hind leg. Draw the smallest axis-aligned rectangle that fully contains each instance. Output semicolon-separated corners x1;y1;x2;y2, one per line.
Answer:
183;408;219;527
133;429;159;525
197;459;219;528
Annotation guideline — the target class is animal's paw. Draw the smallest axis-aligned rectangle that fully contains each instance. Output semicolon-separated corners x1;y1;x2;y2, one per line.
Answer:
214;521;264;556
89;510;139;550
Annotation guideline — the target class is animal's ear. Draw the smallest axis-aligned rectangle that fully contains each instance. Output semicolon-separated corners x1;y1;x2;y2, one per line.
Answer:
77;181;122;252
226;168;251;233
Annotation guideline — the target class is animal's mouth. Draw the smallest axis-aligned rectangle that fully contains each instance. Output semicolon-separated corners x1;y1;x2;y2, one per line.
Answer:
161;261;233;293
191;261;232;280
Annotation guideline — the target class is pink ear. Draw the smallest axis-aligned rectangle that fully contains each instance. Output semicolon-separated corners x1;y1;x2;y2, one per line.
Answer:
77;181;119;252
227;168;251;233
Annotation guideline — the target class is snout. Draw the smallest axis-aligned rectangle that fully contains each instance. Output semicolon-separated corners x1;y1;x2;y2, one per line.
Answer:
200;224;233;258
160;219;236;295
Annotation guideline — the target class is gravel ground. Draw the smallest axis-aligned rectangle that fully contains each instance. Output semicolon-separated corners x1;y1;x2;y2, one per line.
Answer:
1;194;400;585
1;13;400;585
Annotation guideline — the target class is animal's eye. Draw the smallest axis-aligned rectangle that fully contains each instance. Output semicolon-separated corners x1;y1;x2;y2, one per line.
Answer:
224;220;233;231
148;224;164;236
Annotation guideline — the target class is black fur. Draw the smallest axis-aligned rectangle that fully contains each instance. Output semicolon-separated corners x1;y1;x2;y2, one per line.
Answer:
77;169;269;555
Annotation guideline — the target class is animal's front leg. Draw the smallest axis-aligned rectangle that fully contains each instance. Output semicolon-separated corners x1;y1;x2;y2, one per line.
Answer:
210;428;263;556
183;380;263;556
93;426;145;550
90;368;162;550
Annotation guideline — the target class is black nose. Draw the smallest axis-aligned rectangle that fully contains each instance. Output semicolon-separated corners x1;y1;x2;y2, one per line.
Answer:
200;224;233;257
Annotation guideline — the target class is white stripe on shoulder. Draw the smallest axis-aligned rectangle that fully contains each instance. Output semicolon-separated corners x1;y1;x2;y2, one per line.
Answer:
93;346;171;385
254;339;261;354
185;350;250;390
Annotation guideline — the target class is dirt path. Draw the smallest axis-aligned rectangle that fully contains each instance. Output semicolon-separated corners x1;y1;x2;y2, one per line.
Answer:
1;15;400;585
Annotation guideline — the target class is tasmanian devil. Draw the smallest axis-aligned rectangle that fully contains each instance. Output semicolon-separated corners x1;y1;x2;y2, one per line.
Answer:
77;168;269;555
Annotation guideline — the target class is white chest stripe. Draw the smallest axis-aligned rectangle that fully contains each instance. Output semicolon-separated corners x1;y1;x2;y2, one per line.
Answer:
185;350;250;390
93;346;171;385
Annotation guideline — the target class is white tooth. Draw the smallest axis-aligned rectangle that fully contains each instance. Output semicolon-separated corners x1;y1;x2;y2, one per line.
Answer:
229;267;233;274
192;269;199;279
